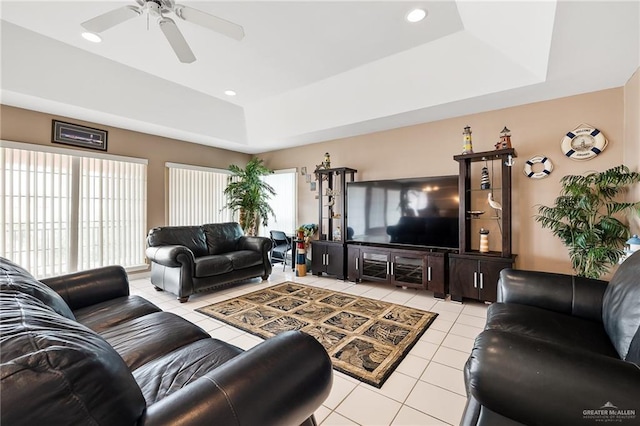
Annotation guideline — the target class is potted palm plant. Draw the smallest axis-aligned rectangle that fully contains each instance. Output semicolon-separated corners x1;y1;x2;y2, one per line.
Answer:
223;157;275;236
536;165;640;278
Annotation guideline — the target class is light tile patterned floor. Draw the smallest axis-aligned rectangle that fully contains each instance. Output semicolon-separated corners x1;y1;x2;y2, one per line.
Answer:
129;267;487;426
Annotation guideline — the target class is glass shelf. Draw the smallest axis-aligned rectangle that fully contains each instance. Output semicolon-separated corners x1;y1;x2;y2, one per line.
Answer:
467;187;502;192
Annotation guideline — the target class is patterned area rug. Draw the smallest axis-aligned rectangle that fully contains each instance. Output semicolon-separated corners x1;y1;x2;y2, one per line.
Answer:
196;282;438;388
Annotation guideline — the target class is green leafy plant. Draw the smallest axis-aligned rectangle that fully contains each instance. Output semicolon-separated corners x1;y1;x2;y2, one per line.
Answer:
536;165;640;278
223;157;275;236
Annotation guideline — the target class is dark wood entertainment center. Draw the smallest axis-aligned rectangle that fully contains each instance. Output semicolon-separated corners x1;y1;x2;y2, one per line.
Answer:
449;148;517;302
311;167;357;280
347;243;447;298
318;150;516;303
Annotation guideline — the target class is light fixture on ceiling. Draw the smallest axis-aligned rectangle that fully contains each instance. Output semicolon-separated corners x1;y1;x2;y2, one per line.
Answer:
81;32;102;43
406;8;427;23
224;90;237;97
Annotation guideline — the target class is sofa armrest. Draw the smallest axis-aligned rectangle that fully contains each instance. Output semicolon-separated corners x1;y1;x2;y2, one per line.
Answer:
145;245;195;267
466;330;640;426
498;269;608;321
238;236;272;254
141;331;332;426
40;265;130;311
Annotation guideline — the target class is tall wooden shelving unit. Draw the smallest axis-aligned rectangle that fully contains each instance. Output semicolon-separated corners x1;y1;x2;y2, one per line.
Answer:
311;167;357;279
449;148;517;302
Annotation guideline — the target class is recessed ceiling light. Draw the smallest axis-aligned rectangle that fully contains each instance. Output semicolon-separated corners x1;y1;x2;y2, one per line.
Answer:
81;32;102;43
224;90;237;97
406;8;427;23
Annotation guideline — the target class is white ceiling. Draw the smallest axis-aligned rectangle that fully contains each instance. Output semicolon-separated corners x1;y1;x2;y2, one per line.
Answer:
1;1;639;153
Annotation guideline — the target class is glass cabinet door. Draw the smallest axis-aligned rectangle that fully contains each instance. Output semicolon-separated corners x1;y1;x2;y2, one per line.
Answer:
361;251;389;282
391;254;426;288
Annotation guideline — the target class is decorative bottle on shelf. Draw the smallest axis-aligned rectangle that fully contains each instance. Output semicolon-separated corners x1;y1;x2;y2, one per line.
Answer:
462;126;473;154
479;228;490;253
480;166;490;189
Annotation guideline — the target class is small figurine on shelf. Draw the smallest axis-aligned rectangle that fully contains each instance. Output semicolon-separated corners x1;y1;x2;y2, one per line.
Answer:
462;126;474;154
495;126;512;149
323;152;331;169
480;165;491;189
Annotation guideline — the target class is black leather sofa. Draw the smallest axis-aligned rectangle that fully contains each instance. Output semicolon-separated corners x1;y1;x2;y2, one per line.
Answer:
146;222;272;302
0;256;332;426
461;251;640;426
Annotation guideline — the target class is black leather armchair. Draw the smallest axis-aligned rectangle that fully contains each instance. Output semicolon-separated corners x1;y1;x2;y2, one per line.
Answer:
462;251;640;426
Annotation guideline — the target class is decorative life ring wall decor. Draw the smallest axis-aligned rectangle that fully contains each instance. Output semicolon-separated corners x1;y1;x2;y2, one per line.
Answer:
561;124;608;161
523;155;553;179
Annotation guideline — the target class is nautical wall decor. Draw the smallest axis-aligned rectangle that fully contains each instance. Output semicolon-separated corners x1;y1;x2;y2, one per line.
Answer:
523;155;553;179
561;124;608;161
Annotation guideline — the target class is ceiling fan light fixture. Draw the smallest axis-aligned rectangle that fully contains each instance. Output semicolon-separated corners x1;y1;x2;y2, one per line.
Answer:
406;8;427;23
81;32;102;43
224;90;237;97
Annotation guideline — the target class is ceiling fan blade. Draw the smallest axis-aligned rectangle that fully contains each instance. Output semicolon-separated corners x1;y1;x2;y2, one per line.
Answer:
158;17;196;63
81;5;141;33
173;5;244;41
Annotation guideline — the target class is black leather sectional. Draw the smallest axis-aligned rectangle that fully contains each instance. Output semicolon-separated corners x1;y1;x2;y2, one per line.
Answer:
0;257;332;425
461;251;640;426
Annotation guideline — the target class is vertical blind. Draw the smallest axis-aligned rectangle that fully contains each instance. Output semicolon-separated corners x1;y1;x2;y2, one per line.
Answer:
0;142;147;278
78;157;147;270
167;163;233;226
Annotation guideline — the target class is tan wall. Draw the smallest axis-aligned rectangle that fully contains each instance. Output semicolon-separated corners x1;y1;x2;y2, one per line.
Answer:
260;88;632;277
0;105;250;231
2;83;636;278
624;69;640;235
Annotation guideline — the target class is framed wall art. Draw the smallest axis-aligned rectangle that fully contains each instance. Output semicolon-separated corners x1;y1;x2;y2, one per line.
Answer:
52;120;108;151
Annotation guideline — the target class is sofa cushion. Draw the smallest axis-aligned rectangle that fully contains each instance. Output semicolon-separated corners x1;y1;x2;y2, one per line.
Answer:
73;295;162;333
602;250;640;363
147;226;208;257
485;303;619;358
225;250;264;270
0;257;75;320
133;337;244;405
203;222;243;255
194;255;233;277
100;311;210;370
0;291;146;425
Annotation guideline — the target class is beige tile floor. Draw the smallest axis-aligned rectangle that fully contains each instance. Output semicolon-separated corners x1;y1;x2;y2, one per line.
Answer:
129;266;488;426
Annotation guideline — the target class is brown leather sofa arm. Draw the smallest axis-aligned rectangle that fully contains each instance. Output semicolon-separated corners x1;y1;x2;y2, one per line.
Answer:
41;265;130;311
141;331;333;426
498;269;608;321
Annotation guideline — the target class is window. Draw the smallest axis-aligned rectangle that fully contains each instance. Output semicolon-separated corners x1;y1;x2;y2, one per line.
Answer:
0;141;147;278
261;169;297;237
167;163;232;226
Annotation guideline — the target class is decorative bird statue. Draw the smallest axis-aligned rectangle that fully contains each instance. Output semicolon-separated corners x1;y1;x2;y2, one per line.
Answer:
487;192;502;211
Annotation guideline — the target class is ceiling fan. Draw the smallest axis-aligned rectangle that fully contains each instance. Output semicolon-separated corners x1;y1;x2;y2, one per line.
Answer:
81;0;244;63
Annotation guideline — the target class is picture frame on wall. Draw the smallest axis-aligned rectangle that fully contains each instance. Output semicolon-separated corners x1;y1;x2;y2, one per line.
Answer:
52;120;108;151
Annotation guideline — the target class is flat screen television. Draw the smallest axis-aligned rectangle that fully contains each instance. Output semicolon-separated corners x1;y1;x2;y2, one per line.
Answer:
346;175;459;249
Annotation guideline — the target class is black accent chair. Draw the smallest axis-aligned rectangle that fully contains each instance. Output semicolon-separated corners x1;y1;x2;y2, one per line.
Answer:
270;230;292;271
461;250;640;426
